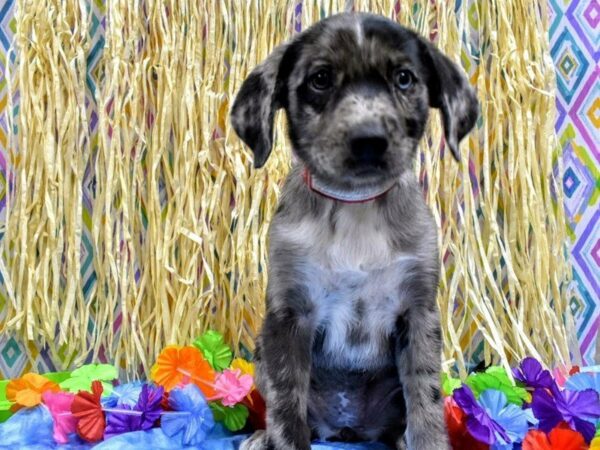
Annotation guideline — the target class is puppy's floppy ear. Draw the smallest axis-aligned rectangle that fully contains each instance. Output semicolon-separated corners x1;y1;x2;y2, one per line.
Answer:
230;44;290;168
421;41;479;161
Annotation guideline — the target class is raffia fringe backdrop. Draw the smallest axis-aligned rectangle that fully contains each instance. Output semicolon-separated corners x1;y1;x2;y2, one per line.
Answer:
0;0;575;379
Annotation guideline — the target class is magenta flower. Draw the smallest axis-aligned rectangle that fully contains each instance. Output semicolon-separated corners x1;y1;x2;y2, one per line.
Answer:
42;391;78;444
512;357;554;390
214;369;253;407
531;384;600;443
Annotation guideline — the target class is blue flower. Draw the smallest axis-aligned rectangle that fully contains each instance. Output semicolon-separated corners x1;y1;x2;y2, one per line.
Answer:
101;381;143;408
565;372;600;394
477;389;537;450
161;384;215;445
453;386;537;447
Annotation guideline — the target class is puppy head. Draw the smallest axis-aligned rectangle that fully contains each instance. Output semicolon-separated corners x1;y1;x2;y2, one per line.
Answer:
231;13;478;189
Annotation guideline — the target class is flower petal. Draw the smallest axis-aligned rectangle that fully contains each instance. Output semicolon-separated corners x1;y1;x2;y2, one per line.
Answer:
565;373;600;394
548;424;587;450
531;388;563;432
522;430;552;450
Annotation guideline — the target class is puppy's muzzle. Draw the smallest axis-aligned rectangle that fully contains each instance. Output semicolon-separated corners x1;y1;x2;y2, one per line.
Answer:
348;124;388;170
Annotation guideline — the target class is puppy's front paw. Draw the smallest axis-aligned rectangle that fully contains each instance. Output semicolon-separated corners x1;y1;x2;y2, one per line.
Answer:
396;436;407;450
396;432;450;450
240;430;270;450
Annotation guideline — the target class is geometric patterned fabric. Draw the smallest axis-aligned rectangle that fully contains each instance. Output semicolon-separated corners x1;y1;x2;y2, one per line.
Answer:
549;0;600;365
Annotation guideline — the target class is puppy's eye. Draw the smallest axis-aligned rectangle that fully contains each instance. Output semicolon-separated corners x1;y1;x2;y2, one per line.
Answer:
393;69;414;90
309;69;333;91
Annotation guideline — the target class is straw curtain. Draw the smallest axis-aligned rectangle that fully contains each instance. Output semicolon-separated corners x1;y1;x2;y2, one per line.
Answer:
1;0;573;378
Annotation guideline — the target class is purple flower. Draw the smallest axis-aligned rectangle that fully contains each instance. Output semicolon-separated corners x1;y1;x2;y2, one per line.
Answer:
135;384;163;429
104;404;143;438
453;386;511;445
512;357;554;390
531;384;600;442
104;384;164;438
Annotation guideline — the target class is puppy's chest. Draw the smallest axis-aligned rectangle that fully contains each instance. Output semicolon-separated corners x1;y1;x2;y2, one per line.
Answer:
307;267;407;369
294;207;418;370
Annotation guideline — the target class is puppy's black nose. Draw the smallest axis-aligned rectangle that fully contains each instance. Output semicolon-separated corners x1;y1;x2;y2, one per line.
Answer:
349;131;388;165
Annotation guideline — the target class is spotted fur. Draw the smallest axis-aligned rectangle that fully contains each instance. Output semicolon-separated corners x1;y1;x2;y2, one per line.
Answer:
232;12;478;450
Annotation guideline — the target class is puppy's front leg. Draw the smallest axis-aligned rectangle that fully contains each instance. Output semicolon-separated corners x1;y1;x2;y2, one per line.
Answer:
395;277;449;450
244;286;313;450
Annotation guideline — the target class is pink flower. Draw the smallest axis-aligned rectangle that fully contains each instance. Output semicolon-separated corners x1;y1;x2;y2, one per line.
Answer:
42;391;78;444
214;369;253;406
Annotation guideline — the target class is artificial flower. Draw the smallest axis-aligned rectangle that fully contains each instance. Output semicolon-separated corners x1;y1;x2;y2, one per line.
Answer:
161;384;215;445
104;384;163;438
60;364;117;395
552;365;571;387
442;372;462;396
209;402;249;432
241;388;266;430
444;396;488;450
42;391;77;444
231;358;255;379
160;390;172;411
476;389;537;449
531;384;600;442
565;372;600;394
101;381;143;408
6;373;60;411
466;366;530;406
214;369;253;406
135;384;164;429
71;380;105;442
513;357;554;390
151;346;216;397
104;404;141;439
522;423;587;450
453;386;510;445
193;331;233;371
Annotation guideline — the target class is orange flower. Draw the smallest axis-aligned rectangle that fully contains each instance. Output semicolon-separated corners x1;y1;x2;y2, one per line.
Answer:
522;425;587;450
151;345;216;397
6;373;60;411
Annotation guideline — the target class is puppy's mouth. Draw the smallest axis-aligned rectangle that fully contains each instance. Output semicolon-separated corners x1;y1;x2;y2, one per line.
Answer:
347;161;387;177
343;158;389;182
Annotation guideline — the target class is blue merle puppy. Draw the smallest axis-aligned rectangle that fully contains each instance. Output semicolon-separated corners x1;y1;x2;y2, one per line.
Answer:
230;12;478;450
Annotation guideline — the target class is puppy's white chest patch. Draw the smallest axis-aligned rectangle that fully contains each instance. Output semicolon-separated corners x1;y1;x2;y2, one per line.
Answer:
282;203;419;370
307;258;416;369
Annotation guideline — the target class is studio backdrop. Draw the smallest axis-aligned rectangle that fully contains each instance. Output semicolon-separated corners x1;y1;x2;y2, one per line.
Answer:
0;0;597;380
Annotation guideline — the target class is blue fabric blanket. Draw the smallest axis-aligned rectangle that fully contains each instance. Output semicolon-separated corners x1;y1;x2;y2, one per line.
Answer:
0;407;391;450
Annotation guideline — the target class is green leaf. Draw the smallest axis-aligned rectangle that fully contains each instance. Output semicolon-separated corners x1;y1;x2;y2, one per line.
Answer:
209;402;249;431
0;380;8;402
193;330;233;371
41;371;72;385
465;368;530;406
441;373;462;396
59;364;117;395
0;400;12;411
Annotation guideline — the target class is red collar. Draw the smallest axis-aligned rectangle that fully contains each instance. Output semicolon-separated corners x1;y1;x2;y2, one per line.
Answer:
302;167;396;204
